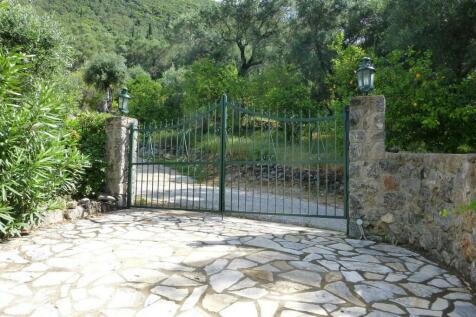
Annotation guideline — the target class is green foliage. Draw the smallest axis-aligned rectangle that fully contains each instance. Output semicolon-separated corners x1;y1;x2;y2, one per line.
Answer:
328;37;476;153
11;0;476;155
327;33;367;103
0;1;71;79
246;64;314;114
127;71;182;123
0;52;88;237
84;53;127;92
181;59;241;112
289;0;351;100
380;0;476;78
201;0;289;76
377;50;476;153
66;112;111;199
16;0;212;70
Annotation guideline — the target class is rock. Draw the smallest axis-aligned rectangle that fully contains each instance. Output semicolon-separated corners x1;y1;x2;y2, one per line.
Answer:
279;270;322;287
258;299;279;317
181;286;207;311
150;286;189;301
243;269;274;282
342;271;364;283
205;259;228;276
331;307;366;317
121;268;166;284
108;288;145;308
339;261;392;274
220;301;258;317
325;281;365;306
380;213;395;224
407;308;442;316
177;308;211;317
431;298;449;311
202;294;237;312
400;283;441;297
209;270;244;292
263;280;310;294
325;272;343;283
391;297;430;309
98;195;116;203
78;198;90;207
372;303;405;315
161;274;201;287
281;310;314;317
284;302;327;315
231;287;268;299
280;290;345;304
228;259;257;270
246;251;299;263
136;299;178;317
449;301;476;317
444;293;472;300
66;201;77;209
354;284;396;303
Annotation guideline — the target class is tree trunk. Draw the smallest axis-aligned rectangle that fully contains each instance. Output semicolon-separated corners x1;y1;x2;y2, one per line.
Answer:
101;87;112;113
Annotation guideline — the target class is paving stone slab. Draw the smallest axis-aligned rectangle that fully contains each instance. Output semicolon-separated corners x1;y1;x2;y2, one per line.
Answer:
0;209;474;316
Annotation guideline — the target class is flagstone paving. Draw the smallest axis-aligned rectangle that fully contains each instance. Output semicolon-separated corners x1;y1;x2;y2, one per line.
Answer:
0;209;475;317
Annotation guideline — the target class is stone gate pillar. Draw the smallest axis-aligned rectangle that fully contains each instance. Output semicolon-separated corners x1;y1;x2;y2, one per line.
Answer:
105;116;138;208
348;96;386;237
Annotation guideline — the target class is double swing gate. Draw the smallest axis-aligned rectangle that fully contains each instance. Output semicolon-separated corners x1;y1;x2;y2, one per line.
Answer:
127;96;349;221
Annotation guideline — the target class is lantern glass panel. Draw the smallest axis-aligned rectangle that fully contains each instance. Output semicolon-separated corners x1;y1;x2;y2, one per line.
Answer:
357;72;363;89
365;69;371;88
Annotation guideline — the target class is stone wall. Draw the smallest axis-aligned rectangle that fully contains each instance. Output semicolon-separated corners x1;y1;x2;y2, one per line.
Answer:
349;95;476;286
105;116;138;207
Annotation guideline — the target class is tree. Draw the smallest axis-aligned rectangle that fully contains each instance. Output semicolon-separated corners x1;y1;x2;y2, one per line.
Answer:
127;69;182;123
0;1;70;79
288;0;351;101
202;0;289;76
83;53;127;112
379;0;476;79
181;59;241;112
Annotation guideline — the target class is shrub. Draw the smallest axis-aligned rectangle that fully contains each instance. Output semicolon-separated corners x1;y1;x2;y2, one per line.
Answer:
67;112;112;199
0;52;87;237
127;71;181;124
245;64;314;115
182;59;242;113
0;1;71;79
327;34;476;153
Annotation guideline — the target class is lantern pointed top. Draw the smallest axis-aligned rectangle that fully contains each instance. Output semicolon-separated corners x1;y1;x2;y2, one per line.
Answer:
358;57;375;71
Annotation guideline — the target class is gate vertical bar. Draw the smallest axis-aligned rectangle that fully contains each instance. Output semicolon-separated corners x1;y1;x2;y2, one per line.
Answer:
219;94;228;217
127;124;135;208
344;106;350;235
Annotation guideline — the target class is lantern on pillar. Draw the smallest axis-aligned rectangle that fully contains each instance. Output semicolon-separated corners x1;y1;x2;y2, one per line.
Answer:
356;57;376;95
118;88;131;114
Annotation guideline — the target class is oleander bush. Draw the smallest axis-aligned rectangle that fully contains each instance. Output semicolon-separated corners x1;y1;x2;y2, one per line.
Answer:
0;52;88;237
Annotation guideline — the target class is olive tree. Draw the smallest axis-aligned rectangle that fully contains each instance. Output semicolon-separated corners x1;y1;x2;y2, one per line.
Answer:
83;53;127;112
202;0;289;76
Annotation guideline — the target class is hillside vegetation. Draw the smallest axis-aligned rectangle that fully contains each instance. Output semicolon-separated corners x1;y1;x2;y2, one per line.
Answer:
9;0;476;154
18;0;212;68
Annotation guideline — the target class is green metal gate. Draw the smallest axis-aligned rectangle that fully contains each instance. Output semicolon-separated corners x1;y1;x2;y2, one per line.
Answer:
127;96;349;220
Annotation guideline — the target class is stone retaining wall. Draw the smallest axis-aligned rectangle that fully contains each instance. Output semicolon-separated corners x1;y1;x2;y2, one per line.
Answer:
349;95;476;286
41;199;103;226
